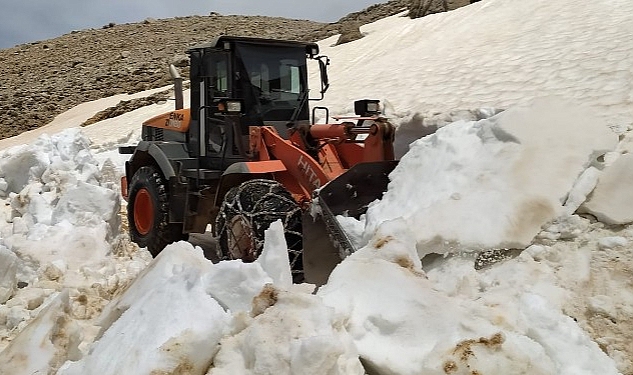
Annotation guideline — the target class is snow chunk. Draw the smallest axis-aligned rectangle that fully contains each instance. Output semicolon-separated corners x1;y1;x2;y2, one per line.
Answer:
563;166;601;214
597;236;628;250
203;259;273;313
587;295;617;320
362;98;617;256
539;215;590;242
0;246;19;303
96;242;214;329
0;291;82;375
52;181;120;238
0;146;49;197
255;220;292;289
210;287;363;375
59;243;230;375
518;293;619;375
579;153;633;224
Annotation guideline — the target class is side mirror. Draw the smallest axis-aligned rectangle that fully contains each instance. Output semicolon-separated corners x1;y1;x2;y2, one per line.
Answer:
318;56;330;96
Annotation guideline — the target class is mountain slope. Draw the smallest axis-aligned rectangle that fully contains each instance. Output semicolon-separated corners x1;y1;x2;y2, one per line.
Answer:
0;1;416;141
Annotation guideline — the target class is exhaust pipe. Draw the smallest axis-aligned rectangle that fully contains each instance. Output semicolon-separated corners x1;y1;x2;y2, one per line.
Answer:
169;64;184;110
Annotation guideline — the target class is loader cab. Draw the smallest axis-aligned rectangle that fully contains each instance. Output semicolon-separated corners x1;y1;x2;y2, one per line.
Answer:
186;36;324;169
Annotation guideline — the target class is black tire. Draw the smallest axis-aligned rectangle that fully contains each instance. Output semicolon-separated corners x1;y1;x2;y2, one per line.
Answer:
215;179;303;280
127;166;187;257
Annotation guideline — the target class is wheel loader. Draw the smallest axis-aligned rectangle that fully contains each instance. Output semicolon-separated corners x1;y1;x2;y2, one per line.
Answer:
119;36;398;284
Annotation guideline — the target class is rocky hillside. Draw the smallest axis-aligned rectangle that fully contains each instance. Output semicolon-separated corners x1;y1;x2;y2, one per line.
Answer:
0;1;421;140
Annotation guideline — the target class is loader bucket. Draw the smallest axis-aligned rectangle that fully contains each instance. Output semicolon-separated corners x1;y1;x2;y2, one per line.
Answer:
303;160;399;286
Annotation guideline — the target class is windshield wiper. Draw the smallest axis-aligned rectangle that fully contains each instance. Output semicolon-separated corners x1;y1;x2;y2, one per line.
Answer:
288;90;309;129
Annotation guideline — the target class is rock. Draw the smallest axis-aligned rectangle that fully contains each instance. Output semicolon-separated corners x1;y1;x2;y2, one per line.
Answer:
409;0;471;18
170;54;189;68
335;23;364;45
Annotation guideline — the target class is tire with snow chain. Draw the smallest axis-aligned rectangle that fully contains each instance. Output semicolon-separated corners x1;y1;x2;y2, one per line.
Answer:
128;166;187;257
215;179;303;281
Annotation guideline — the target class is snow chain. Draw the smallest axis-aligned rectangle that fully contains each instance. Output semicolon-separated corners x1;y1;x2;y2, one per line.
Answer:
216;179;303;276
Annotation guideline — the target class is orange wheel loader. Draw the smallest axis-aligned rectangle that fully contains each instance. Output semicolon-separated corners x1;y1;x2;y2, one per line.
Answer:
119;36;398;284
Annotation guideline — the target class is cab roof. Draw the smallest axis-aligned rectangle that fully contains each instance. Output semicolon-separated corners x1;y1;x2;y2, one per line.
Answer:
187;36;320;57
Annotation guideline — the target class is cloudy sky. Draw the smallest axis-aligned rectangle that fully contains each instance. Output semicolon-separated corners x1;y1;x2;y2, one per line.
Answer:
0;0;382;49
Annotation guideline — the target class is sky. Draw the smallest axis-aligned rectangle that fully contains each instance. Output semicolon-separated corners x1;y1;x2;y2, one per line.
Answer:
0;0;381;50
1;0;633;373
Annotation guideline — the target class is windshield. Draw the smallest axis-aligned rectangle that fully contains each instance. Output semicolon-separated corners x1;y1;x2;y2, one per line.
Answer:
235;43;309;122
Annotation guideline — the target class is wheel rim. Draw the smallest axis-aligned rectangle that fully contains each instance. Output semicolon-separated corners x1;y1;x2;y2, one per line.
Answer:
134;188;154;235
227;215;257;261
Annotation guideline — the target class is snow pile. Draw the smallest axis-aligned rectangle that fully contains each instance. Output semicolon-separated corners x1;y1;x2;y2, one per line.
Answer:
53;222;361;375
350;98;618;256
0;95;630;374
0;129;120;268
0;129;150;373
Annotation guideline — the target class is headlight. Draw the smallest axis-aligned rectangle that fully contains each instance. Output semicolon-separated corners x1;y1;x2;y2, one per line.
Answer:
354;99;381;116
366;102;380;113
217;100;242;114
226;101;242;113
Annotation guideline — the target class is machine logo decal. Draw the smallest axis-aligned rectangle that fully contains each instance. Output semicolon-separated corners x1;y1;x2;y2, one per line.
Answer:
298;155;321;190
165;112;184;128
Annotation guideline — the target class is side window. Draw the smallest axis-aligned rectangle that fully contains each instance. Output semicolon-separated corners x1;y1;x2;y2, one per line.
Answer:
215;59;228;94
289;66;300;94
261;64;270;92
279;60;301;94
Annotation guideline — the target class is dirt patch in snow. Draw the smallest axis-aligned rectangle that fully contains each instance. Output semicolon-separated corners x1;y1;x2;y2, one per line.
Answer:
549;221;633;374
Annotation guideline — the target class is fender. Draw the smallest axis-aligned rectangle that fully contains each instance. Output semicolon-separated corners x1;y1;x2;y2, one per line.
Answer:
213;160;288;207
125;141;192;225
127;141;190;180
